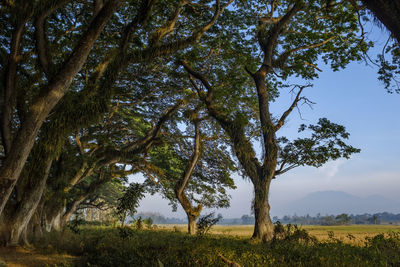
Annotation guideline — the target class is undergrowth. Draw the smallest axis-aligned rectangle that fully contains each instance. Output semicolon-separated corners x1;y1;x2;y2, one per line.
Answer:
34;224;400;266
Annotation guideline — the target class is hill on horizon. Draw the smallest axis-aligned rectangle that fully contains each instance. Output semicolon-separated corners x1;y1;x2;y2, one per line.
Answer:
271;190;400;217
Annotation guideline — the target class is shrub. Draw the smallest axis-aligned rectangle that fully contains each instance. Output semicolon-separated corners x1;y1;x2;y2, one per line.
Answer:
197;213;222;236
144;218;153;229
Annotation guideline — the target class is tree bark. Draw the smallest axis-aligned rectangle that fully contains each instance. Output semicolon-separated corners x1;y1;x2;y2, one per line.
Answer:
187;214;198;235
174;119;202;235
252;176;274;241
61;195;87;227
361;0;400;43
1;157;53;246
0;0;123;216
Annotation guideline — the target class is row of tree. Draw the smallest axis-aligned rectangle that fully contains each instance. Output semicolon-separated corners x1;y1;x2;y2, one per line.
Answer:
277;212;400;225
0;0;398;246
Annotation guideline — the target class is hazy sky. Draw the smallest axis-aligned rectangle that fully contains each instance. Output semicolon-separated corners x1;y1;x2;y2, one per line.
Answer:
133;27;400;219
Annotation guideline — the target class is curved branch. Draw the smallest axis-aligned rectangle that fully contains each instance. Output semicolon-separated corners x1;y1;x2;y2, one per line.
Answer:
274;36;335;68
180;61;261;182
34;0;71;77
274;84;311;132
261;2;303;66
1;18;27;156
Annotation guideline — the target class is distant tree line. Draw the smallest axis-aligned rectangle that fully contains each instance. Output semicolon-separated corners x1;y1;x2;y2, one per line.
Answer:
75;210;400;226
274;212;400;225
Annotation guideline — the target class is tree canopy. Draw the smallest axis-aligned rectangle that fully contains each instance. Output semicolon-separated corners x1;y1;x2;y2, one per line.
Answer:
0;0;387;246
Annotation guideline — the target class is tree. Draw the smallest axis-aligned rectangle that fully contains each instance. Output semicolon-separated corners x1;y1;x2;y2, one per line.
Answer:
335;213;351;225
181;0;366;241
147;112;236;234
0;0;123;215
0;0;233;246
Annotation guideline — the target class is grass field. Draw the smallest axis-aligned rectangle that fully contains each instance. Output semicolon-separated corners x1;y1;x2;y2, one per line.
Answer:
162;224;400;245
1;224;400;266
31;224;400;266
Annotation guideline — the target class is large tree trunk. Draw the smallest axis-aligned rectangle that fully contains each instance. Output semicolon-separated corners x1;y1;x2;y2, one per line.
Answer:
0;0;122;216
181;3;299;243
50;212;63;232
187;213;198;235
177;195;202;235
252;177;274;241
1;158;53;246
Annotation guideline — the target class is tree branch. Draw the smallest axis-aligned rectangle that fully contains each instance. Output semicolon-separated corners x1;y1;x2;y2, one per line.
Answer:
148;0;185;45
34;0;71;78
180;61;262;183
274;84;311;132
122;99;184;151
261;2;303;66
1;17;29;156
175;119;201;196
274;36;335;68
126;0;232;63
274;163;298;176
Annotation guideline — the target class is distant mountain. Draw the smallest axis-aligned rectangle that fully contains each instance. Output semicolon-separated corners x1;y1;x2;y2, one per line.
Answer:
272;191;400;217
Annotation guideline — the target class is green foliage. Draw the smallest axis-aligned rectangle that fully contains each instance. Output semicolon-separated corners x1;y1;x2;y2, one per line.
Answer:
67;215;85;234
132;217;144;230
272;222;317;244
377;42;400;93
144;217;153;229
146;118;237;212
35;227;400;266
197;213;223;236
277;118;360;173
117;226;135;240
116;183;146;224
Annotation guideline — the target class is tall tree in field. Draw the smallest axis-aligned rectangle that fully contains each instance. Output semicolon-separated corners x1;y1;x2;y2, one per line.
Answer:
181;0;368;241
147;110;236;234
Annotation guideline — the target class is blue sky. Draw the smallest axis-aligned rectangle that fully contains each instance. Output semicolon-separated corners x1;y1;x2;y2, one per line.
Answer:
134;26;400;219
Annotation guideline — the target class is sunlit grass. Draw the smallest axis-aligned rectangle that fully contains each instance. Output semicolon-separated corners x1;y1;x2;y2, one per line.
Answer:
32;225;400;266
161;224;400;245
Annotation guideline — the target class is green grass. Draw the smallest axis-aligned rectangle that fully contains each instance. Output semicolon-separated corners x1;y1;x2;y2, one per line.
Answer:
163;224;400;244
34;225;400;266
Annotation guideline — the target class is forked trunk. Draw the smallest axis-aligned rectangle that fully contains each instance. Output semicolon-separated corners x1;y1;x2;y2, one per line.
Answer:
176;191;202;235
8;219;30;247
174;119;202;235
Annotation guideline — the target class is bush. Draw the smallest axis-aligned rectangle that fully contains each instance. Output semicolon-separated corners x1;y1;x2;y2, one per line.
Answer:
132;217;143;230
144;218;153;229
197;213;222;236
272;222;317;244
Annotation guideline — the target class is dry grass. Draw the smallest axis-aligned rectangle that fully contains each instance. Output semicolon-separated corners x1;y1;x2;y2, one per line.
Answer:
161;224;400;245
1;224;399;266
0;247;75;267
